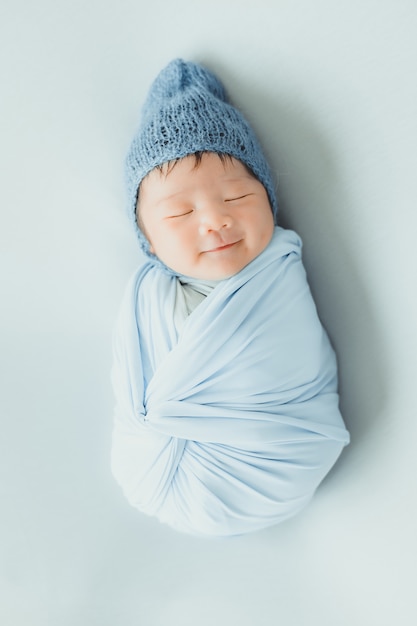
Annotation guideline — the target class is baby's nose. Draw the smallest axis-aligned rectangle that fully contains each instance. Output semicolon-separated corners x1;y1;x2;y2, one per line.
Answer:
197;203;232;234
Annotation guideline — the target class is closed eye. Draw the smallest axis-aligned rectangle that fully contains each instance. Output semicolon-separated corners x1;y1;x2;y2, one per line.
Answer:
167;210;193;219
225;194;253;202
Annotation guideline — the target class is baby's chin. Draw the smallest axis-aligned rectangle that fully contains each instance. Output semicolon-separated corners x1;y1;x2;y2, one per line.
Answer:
176;269;235;282
171;245;273;281
170;262;242;282
173;259;249;281
172;259;256;282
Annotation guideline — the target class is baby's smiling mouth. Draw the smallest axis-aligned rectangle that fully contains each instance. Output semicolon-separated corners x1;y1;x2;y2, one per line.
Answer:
204;240;242;253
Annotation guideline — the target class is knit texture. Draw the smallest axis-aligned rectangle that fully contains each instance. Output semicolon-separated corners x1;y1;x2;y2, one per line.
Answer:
125;59;278;259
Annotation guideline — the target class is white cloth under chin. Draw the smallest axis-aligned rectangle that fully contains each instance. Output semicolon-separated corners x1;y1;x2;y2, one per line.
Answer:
173;278;220;335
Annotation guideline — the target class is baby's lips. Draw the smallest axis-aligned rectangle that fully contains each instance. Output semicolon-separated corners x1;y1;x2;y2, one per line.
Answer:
203;238;242;253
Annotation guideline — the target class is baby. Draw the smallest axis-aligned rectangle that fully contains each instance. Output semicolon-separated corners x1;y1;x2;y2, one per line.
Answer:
111;59;350;537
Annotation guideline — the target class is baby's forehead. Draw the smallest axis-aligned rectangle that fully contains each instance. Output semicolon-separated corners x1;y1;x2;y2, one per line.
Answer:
139;153;257;202
145;152;255;186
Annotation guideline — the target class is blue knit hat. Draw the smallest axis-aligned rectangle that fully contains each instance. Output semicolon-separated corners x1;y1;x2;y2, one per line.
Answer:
125;58;277;256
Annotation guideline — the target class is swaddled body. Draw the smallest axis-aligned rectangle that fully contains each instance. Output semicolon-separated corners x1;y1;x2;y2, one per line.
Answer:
112;226;349;535
111;59;349;536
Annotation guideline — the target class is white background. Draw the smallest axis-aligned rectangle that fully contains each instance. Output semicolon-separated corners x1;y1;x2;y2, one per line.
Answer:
1;1;416;624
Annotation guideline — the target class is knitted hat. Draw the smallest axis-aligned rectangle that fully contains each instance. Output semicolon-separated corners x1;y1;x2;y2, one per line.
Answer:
125;58;277;256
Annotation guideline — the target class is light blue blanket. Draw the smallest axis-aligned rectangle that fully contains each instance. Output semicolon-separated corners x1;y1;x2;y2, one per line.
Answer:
111;227;349;536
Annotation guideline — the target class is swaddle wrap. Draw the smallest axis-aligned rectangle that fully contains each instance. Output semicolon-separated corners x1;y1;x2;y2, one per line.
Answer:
111;227;349;536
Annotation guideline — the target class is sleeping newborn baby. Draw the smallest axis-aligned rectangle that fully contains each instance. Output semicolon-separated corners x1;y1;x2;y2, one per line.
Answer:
111;58;350;536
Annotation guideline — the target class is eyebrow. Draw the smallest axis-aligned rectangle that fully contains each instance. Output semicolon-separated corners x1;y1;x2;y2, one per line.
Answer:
155;191;187;206
221;175;254;183
151;175;255;208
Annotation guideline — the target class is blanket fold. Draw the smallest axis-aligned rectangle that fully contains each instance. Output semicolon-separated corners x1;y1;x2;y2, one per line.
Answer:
111;227;349;536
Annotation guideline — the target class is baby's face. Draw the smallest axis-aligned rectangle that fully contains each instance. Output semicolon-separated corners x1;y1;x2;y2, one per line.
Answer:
137;153;275;280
